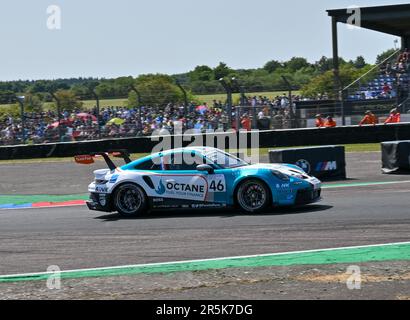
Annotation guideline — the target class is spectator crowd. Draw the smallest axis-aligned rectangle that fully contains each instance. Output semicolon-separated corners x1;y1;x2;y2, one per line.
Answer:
1;92;304;145
349;49;410;101
0;89;405;146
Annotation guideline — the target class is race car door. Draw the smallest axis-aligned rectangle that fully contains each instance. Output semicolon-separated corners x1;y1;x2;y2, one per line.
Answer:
149;152;227;207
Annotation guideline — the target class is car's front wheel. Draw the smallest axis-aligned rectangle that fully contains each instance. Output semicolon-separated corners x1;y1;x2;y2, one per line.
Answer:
113;183;147;217
237;179;270;213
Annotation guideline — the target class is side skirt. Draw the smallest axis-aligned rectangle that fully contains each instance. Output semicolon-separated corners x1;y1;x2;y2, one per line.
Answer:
149;197;228;210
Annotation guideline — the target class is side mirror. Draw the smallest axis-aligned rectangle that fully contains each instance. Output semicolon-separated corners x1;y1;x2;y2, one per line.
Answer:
197;164;214;174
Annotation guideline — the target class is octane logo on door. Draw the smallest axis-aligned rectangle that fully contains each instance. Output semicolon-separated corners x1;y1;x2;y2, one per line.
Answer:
155;179;166;195
152;175;208;201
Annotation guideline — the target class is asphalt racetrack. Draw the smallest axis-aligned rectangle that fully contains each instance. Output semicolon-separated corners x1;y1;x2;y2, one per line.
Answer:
0;151;410;299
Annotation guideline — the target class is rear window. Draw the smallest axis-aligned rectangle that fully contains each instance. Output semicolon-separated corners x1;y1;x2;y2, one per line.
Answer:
134;158;161;170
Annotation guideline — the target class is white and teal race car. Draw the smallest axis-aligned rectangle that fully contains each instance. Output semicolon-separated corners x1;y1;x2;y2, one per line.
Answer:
75;147;322;217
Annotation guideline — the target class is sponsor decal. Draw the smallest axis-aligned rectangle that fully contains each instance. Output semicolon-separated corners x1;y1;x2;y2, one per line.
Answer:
155;179;166;195
74;155;94;164
95;185;108;193
295;159;311;174
151;175;208;201
207;174;226;193
153;204;180;209
109;174;119;183
316;161;337;172
191;203;226;209
166;182;205;193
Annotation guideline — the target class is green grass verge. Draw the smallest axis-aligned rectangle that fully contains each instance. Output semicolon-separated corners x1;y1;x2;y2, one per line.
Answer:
0;91;299;111
1;242;409;283
259;143;381;154
197;91;301;106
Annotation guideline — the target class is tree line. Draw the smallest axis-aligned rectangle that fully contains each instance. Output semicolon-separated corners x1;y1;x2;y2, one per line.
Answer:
0;49;396;113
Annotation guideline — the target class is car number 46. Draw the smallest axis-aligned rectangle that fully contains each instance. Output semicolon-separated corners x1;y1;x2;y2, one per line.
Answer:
208;175;226;192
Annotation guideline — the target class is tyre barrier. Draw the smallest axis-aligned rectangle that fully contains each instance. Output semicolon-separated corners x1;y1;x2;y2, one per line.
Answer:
269;146;347;180
382;140;410;174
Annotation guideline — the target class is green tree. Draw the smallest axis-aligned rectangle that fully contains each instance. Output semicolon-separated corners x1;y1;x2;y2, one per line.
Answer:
301;65;371;99
314;56;348;73
263;60;282;73
284;57;311;72
93;82;116;98
213;62;232;80
23;94;43;113
353;56;366;69
71;84;90;99
50;90;83;112
189;65;214;82
0;90;16;104
114;76;135;97
128;74;183;107
376;48;397;65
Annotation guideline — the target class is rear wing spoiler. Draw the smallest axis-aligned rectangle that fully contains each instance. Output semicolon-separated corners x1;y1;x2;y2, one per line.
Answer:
74;150;132;170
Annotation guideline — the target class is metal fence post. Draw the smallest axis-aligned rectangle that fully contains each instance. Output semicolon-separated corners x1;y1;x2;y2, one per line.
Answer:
340;89;346;126
91;90;101;139
219;78;233;130
50;92;63;142
16;96;26;144
176;80;188;116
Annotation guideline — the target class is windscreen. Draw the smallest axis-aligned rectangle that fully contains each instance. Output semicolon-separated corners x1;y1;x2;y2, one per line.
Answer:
204;150;249;169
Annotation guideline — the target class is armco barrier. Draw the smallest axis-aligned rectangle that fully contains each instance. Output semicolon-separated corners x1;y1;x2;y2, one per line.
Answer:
268;146;346;180
382;140;410;174
1;123;410;160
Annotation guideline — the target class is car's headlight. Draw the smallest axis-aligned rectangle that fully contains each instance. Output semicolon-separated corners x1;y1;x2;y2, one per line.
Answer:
288;169;308;179
271;170;290;181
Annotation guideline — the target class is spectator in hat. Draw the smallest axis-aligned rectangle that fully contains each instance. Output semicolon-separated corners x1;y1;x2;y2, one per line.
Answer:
315;114;325;128
384;108;401;124
324;116;337;128
359;110;378;126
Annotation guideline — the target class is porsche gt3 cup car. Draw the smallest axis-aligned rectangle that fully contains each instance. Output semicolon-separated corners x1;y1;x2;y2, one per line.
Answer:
75;147;322;217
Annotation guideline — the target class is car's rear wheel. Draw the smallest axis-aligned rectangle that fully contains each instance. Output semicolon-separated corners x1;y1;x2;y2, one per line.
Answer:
237;179;270;213
113;183;147;217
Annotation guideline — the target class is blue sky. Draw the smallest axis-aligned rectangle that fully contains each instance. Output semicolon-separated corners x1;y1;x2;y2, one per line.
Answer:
0;0;406;81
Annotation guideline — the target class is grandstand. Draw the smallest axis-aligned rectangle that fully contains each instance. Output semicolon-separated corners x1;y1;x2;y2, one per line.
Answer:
328;4;410;112
346;57;409;102
295;4;410;127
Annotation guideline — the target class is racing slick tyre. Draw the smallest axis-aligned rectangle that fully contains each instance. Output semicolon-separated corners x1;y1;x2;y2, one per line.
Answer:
236;179;270;213
113;183;147;217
